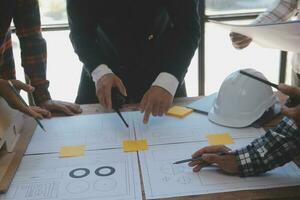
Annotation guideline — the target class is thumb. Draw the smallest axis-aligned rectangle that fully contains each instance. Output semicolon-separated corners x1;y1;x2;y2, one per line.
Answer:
11;80;34;93
202;154;222;165
115;78;127;97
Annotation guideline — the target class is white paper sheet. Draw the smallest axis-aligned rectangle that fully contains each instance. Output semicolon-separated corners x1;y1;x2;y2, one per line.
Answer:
211;20;300;53
139;140;300;199
1;149;142;200
26;112;135;154
133;112;265;145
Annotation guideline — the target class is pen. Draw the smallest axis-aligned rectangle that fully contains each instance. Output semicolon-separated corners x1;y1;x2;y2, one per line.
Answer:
239;70;279;89
173;152;229;165
116;109;129;128
240;70;298;107
111;87;129;128
8;80;47;133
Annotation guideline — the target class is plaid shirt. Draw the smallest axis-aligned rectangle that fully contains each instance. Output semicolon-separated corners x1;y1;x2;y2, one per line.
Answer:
0;0;50;105
235;117;300;177
254;0;299;24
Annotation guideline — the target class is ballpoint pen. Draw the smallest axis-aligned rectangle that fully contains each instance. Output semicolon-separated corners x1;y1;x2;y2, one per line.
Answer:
173;152;229;165
240;70;298;107
8;80;47;133
111;87;129;128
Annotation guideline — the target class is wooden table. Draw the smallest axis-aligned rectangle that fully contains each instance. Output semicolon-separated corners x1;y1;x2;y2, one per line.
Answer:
80;96;300;200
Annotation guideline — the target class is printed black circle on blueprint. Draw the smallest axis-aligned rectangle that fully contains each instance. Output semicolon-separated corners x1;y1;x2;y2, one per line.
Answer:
69;168;90;178
95;166;116;177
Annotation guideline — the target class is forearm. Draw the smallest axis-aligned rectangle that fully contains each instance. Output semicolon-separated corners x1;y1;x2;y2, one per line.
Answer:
235;117;300;177
13;0;50;104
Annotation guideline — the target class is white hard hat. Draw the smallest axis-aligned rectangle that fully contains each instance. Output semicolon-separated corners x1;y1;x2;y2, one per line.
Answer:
208;68;277;128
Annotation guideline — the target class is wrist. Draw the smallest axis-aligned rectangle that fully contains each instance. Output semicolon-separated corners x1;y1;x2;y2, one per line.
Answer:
92;64;113;84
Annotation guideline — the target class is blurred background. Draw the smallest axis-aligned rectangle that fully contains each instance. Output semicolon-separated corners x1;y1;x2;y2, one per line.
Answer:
12;0;291;102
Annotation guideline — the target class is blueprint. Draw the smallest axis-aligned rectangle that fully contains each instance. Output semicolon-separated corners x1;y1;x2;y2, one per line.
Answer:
139;140;300;199
1;149;142;200
26;112;135;154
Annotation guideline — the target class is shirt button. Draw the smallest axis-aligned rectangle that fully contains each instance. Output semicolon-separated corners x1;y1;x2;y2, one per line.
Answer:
148;34;154;40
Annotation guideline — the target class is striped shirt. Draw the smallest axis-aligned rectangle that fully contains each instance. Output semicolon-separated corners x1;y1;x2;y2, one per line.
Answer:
0;0;50;105
235;117;300;177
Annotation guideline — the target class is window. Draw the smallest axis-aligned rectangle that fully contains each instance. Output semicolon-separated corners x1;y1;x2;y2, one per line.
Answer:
206;0;278;15
205;22;280;95
38;0;67;25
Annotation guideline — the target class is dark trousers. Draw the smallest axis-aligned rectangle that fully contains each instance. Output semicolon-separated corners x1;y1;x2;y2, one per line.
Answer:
75;68;187;104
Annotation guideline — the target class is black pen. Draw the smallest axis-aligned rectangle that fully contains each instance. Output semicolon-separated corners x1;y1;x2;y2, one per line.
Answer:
116;109;129;128
240;70;279;89
8;80;47;133
240;70;298;107
173;152;229;165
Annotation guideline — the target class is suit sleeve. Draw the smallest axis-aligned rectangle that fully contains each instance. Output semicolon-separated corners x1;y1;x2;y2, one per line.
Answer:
158;0;200;83
67;0;112;75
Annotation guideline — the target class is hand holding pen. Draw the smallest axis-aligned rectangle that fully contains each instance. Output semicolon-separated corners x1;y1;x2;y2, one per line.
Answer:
278;84;300;128
239;70;300;127
6;80;47;132
175;145;239;175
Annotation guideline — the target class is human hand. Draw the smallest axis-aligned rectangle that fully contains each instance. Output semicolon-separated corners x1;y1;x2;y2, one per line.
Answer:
188;145;239;175
230;32;252;49
96;74;127;110
140;86;173;124
39;100;82;116
278;84;300;127
0;79;50;119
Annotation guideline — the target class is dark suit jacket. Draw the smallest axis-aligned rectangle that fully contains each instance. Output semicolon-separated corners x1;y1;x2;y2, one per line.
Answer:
67;0;200;102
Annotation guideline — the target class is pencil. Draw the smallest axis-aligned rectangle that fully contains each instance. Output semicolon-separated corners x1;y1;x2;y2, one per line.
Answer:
8;80;47;133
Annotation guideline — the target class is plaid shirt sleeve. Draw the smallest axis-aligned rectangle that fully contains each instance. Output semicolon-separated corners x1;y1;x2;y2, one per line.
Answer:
13;0;51;105
253;0;298;25
235;117;300;177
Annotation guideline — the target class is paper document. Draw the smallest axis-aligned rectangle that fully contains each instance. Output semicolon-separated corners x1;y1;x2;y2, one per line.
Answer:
26;113;135;154
1;149;142;200
133;112;265;145
212;20;300;53
139;140;300;199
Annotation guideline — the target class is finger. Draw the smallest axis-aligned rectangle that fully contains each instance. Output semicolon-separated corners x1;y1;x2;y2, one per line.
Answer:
64;103;82;114
96;88;106;108
31;106;51;118
192;145;230;158
139;93;148;113
278;84;300;98
11;80;34;92
152;102;160;117
104;86;112;110
115;78;127;97
19;106;43;119
52;104;75;116
281;105;300;118
143;101;153;124
188;160;203;167
158;103;165;117
202;154;223;165
193;165;202;172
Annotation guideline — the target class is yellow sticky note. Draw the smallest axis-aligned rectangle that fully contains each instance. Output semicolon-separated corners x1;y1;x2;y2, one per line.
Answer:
59;145;86;158
167;106;193;118
123;140;148;152
207;133;234;145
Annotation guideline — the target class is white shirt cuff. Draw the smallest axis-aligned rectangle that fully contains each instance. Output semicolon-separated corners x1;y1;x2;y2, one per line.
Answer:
91;64;113;84
152;72;179;96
